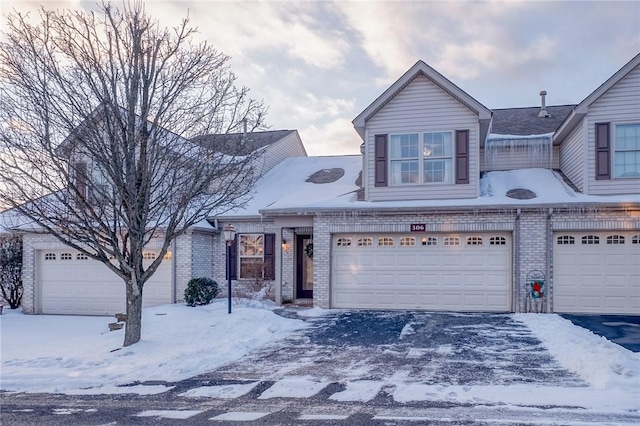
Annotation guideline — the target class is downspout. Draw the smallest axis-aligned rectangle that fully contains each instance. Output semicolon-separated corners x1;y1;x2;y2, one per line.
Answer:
546;208;553;313
276;226;283;306
515;208;521;312
171;239;177;303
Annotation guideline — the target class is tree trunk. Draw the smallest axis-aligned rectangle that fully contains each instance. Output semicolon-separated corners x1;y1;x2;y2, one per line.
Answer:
123;277;143;346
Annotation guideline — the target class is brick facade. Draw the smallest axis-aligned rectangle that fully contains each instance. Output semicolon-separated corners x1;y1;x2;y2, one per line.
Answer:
308;205;639;312
17;206;639;315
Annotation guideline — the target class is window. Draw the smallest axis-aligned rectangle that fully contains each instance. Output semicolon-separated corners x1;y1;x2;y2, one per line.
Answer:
44;253;56;261
581;235;599;245
378;237;394;247
143;252;157;260
490;236;506;246
336;238;352;247
423;132;453;183
466;236;483;246
357;237;373;247
614;124;640;178
443;236;460;246
606;235;625;245
633;235;640;244
389;131;453;185
422;237;437;246
400;237;416;246
60;253;72;260
390;134;419;184
163;252;173;260
239;234;264;278
76;253;88;260
556;236;575;245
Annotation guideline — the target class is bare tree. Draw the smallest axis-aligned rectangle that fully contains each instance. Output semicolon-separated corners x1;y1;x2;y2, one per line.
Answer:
0;2;267;346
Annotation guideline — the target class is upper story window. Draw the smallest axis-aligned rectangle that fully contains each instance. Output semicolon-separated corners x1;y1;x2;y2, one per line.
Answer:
389;132;453;185
390;134;419;184
614;124;640;178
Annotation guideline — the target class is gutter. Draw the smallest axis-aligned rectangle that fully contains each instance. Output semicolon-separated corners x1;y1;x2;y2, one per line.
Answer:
260;201;640;217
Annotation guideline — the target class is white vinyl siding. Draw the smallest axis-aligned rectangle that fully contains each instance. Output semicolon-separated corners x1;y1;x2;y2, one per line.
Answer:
559;119;586;192
365;75;479;201
258;131;307;175
587;65;640;195
480;145;560;172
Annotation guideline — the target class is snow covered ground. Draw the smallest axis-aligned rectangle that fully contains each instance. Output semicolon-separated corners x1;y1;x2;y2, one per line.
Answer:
1;302;639;417
0;300;307;394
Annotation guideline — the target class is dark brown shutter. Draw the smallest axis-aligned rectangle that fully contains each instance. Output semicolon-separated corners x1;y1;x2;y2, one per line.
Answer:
595;122;611;180
75;162;87;198
263;233;275;280
226;235;237;280
374;134;388;187
455;130;469;184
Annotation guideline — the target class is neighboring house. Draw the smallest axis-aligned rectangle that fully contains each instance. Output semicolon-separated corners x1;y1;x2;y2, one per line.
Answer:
215;54;639;315
2;129;306;315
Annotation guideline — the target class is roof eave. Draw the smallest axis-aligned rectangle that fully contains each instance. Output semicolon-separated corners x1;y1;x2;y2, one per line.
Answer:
260;201;640;217
571;53;640;116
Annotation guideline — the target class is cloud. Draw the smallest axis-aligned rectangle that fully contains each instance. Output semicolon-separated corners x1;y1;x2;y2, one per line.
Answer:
301;118;361;156
147;1;349;70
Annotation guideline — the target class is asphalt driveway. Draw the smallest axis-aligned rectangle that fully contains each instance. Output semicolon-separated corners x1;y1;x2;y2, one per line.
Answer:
561;314;640;352
201;310;585;387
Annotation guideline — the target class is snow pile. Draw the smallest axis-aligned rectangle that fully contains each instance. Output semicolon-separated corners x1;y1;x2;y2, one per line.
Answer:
515;313;640;389
480;168;576;201
0;301;307;394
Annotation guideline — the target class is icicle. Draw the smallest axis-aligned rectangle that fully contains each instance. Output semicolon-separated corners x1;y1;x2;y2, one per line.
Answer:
485;133;553;168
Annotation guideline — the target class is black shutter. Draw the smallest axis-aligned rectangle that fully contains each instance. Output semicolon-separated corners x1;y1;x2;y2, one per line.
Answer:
75;162;87;198
595;123;611;180
226;235;237;280
263;233;275;280
455;130;469;184
374;134;388;187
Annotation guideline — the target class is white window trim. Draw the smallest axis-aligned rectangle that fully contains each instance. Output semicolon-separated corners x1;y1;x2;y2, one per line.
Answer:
613;122;640;179
388;130;455;186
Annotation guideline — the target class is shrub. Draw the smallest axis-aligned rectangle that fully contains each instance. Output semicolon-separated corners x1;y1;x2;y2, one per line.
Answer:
0;234;23;309
184;277;219;307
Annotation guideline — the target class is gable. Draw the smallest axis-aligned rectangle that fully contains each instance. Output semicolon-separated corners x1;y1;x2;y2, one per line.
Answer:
353;60;491;140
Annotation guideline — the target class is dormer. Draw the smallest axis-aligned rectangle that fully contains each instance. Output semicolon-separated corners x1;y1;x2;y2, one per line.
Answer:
353;60;492;202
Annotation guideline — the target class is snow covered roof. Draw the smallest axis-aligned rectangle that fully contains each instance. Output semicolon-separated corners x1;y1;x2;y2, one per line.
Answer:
250;158;639;215
217;155;362;218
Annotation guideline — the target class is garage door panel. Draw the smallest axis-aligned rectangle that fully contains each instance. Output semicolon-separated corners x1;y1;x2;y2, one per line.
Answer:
332;233;512;312
554;230;639;314
40;249;172;315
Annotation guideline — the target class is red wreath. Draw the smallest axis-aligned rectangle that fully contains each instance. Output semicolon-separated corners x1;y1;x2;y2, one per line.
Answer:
531;280;544;299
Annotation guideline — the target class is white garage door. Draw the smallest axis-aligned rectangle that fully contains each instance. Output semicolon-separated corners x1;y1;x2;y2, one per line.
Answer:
332;233;512;312
553;231;640;314
39;249;173;315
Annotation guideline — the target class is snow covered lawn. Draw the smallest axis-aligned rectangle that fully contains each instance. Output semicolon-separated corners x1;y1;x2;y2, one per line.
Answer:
0;300;306;394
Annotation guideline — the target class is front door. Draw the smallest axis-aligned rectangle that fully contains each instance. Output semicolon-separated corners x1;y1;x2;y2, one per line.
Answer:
296;234;313;299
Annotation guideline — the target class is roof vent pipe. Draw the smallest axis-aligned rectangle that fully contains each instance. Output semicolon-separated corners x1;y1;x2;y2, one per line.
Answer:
242;118;247;141
538;90;550;118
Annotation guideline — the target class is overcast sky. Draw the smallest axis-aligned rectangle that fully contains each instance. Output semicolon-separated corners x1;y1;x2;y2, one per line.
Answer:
3;0;639;156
